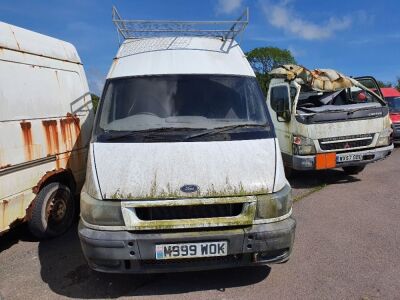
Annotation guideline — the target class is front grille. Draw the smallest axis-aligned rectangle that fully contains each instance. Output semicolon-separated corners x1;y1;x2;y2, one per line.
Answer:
319;134;374;151
135;203;244;221
393;123;400;131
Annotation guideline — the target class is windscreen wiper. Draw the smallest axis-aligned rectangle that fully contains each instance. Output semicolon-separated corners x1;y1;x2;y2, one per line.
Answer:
101;127;202;141
184;124;268;141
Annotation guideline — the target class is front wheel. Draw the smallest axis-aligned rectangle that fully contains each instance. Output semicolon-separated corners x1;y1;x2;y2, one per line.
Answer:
28;182;75;239
342;165;365;175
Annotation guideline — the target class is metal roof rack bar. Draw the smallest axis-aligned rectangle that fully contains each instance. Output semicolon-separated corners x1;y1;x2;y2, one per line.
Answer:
112;6;249;41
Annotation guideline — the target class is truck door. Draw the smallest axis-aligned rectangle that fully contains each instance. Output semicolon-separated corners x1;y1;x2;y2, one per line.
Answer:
268;83;293;155
355;76;384;100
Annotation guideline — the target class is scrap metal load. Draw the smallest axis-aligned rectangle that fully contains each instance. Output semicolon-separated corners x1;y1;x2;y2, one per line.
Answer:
270;64;359;92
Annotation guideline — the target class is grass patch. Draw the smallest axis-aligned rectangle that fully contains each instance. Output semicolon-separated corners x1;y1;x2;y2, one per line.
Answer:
293;184;327;203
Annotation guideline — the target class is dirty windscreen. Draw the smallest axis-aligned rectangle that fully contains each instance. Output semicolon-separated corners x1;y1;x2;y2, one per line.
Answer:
296;87;383;114
386;97;400;113
97;75;269;132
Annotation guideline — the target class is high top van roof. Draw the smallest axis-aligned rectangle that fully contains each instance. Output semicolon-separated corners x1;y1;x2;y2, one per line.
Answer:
0;22;81;64
107;37;255;79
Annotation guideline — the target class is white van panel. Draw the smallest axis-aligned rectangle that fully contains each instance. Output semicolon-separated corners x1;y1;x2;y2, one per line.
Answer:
93;139;276;199
0;22;80;63
0;57;85;121
108;37;255;79
0;22;93;232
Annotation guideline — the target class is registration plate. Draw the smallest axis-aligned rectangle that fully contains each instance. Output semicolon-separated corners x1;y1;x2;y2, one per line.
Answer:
155;241;228;260
336;154;363;163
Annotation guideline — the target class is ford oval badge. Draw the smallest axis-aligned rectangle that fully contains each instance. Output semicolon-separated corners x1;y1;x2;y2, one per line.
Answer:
180;184;199;193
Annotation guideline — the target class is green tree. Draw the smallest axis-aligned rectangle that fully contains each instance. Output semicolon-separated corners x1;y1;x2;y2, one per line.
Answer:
246;47;296;95
376;80;393;88
91;93;100;112
395;77;400;91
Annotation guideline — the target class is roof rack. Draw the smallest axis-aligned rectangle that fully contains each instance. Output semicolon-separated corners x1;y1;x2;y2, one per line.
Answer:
112;6;249;42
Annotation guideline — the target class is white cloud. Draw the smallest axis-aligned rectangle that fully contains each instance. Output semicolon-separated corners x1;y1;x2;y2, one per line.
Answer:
260;0;352;40
288;45;305;58
216;0;243;15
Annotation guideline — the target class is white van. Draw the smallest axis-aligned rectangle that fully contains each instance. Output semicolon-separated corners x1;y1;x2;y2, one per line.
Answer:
0;22;94;237
78;8;295;273
267;65;393;175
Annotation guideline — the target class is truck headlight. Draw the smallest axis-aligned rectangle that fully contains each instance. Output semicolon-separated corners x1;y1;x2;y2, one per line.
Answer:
293;135;316;155
255;184;292;220
376;128;393;147
80;191;125;226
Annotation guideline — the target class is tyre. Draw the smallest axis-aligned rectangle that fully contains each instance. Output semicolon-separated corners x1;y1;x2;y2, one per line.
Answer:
342;165;365;175
28;182;75;239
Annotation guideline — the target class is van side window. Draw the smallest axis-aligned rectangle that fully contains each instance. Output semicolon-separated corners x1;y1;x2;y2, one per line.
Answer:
270;86;290;113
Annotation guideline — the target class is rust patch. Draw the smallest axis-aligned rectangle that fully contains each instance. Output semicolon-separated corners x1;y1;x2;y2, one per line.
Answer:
42;120;60;156
60;113;82;150
1;200;8;229
20;121;34;161
9;27;21;50
32;168;66;194
55;70;61;88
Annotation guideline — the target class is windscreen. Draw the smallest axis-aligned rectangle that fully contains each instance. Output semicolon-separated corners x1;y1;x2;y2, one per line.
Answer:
296;86;383;114
386;97;400;113
97;75;268;132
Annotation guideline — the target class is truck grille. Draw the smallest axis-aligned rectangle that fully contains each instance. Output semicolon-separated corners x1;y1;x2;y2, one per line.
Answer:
135;203;243;221
393;123;400;132
319;134;374;151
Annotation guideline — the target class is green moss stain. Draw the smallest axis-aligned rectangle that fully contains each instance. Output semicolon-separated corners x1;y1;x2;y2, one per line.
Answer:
125;203;256;230
107;180;269;201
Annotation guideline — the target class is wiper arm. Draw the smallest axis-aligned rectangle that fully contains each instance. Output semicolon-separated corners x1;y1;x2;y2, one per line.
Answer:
184;124;267;141
101;127;200;141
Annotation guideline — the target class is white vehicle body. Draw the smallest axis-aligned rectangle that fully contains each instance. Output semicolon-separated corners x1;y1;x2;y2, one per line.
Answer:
0;22;94;235
78;34;295;273
266;65;393;174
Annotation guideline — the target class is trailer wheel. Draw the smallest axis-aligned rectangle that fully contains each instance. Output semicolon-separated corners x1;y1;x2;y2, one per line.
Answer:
28;182;75;239
342;165;365;175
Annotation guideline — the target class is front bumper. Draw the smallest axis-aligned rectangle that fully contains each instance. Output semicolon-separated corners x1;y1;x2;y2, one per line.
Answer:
78;217;296;273
290;145;393;170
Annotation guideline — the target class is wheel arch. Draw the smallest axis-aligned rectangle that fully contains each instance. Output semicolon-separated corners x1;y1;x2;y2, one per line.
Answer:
32;168;77;195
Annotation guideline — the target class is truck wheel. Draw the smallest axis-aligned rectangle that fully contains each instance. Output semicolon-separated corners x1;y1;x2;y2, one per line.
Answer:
28;182;75;239
342;165;365;175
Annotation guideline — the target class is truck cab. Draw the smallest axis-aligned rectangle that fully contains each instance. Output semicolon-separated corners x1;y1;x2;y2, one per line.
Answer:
266;65;393;175
381;87;400;143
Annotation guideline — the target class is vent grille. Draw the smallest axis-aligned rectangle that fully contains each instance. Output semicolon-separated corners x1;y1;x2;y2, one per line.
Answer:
135;203;243;221
140;254;242;266
319;134;374;151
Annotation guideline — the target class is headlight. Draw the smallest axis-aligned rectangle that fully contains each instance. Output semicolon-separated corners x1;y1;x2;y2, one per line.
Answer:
293;135;316;155
376;128;393;147
80;191;125;226
255;184;292;220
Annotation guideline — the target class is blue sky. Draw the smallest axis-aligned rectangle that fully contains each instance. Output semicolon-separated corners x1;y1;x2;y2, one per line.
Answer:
1;0;399;95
